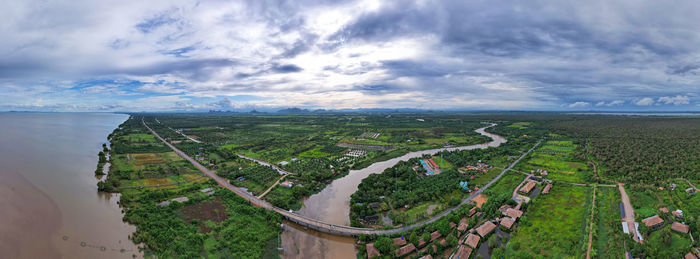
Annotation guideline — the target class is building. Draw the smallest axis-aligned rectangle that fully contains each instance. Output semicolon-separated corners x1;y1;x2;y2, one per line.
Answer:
673;209;684;218
366;243;380;258
430;231;442;241
506;208;524;219
393;237;407;246
499;204;512;215
641;215;664;229
419;255;433;259
684;252;698;259
476;221;497;237
458;222;468;232
670;183;678;190
364;215;379;224
449;222;457;229
686;187;696;194
280;181;294;188
468;207;478;217
464;233;481;248
454;245;473;259
395;243;416;257
672;222;690;234
520;181;537;194
542;183;553;194
500;217;516;230
659;207;669;213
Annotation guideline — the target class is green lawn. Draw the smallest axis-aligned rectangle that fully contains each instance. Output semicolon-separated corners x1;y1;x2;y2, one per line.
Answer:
516;139;593;183
127;133;156;142
505;185;592;258
483;172;525;197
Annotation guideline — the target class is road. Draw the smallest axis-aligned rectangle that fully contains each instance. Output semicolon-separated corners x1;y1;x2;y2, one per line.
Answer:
618;183;640;242
143;118;538;236
258;174;290;198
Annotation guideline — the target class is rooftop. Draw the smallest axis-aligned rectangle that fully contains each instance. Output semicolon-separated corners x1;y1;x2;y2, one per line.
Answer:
464;233;481;248
393;237;407;246
395;243;416;257
506;208;524;219
520;181;537;194
500;217;516;229
476;221;497;237
641;215;664;227
366;243;380;258
542;183;553;194
672;222;690;233
454;245;473;259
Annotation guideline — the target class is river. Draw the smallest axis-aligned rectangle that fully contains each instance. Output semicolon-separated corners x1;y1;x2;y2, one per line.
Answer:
280;125;506;258
0;112;139;258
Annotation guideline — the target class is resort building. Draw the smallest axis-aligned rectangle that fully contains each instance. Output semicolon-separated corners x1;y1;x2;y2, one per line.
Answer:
476;221;497;237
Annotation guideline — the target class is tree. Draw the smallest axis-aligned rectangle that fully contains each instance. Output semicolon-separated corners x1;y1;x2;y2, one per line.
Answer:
374;236;393;254
409;231;419;246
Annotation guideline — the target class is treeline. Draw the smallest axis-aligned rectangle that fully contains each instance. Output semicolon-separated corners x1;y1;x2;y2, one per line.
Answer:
544;117;700;182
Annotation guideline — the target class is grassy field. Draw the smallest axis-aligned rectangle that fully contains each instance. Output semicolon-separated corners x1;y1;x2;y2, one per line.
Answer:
516;139;593;183
505;185;592;258
508;122;533;129
593;187;625;259
484;172;525;196
125;133;156;142
471;168;503;186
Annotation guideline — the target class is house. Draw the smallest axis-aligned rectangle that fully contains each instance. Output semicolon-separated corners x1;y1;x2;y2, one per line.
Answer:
458;222;468;232
393;237;407;246
366;243;380;258
278;161;289;166
684;252;698;259
499;204;512;215
520;181;537;194
468;207;478;217
430;231;441;241
417;238;427;248
686;188;696;194
670;183;678;190
673;209;684;218
500;217;516;230
454;245;473;259
641;215;664;229
659;207;669;213
395;243;416;257
542;183;553;194
476;221;497;237
200;187;215;195
364;215;379;224
672;222;690;234
464;233;481;248
280;181;294;188
506;208;524;219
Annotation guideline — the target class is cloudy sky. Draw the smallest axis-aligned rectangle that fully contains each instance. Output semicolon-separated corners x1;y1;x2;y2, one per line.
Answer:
1;0;699;112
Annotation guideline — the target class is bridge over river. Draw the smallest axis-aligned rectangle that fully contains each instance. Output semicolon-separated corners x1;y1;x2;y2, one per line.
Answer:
143;119;539;237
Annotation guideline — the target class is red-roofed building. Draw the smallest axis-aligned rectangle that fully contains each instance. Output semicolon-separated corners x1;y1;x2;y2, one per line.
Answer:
500;217;516;230
395;243;416;257
506;208;524;219
672;222;690;233
430;231;442;241
476;221;497;237
458;222;468;232
641;215;664;229
454;245;473;259
393;237;407;246
542;183;553;194
659;207;669;213
464;233;481;248
685;252;698;259
520;181;537;194
366;243;380;258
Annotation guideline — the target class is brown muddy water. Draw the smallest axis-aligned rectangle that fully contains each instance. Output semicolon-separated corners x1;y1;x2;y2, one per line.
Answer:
0;112;139;258
281;125;506;259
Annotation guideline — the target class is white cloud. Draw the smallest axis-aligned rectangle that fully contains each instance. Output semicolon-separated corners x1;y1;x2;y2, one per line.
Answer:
657;95;690;105
635;97;655;106
594;100;625;107
568;102;590;108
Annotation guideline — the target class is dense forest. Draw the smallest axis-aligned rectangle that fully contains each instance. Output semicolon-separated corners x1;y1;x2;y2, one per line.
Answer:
544;117;700;182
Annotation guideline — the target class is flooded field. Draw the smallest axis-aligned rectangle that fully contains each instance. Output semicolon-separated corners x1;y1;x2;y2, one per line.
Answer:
0;113;138;258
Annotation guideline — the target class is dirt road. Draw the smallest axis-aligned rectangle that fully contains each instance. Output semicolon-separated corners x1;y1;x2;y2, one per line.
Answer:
618;183;639;242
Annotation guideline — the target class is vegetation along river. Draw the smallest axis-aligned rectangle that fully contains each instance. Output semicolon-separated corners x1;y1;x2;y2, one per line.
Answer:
0;113;139;258
281;124;506;258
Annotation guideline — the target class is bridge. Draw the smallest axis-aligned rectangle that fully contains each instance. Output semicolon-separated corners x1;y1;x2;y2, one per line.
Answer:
143;118;538;237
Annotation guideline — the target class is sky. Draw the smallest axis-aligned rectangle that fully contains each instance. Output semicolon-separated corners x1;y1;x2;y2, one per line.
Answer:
1;0;699;112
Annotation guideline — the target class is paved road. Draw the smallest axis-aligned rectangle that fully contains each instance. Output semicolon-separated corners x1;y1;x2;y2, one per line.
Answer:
144;118;538;236
618;183;640;242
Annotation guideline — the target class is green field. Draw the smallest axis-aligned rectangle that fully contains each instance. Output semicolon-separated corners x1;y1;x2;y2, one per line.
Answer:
471;167;503;186
516;139;593;183
505;185;592;258
593;187;625;259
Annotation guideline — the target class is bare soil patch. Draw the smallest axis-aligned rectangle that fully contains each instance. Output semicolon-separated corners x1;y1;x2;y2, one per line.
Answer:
178;198;228;232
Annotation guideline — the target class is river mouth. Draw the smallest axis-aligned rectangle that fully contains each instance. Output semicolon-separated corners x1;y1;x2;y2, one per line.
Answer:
281;124;505;258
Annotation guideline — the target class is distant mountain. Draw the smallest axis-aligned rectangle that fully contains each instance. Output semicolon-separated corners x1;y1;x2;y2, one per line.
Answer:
277;107;310;113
